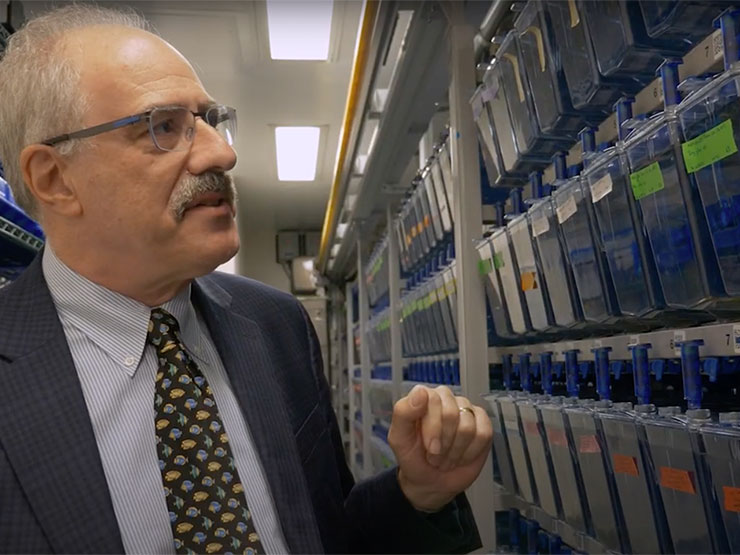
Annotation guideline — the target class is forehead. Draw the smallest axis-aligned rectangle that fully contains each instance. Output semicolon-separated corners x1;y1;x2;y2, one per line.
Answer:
63;25;210;118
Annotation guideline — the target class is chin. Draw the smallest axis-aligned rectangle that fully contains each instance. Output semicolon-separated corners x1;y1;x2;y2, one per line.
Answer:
187;235;240;277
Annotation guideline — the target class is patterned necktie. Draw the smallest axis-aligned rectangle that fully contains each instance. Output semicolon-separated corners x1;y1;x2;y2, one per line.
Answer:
147;308;264;555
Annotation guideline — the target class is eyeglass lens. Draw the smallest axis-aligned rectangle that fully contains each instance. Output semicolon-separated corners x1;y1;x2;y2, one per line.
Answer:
149;106;236;152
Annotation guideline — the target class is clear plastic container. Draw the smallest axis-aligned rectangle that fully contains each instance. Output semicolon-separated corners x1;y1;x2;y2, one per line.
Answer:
625;112;726;311
528;196;583;328
640;0;727;43
584;146;663;318
643;408;721;554
483;392;519;496
514;0;588;137
565;401;626;552
517;396;561;518
476;236;514;340
498;394;538;505
545;0;639;113
491;226;531;335
539;399;589;533
582;0;686;80
678;65;740;299
508;213;554;332
598;403;673;553
699;412;740;553
552;177;619;324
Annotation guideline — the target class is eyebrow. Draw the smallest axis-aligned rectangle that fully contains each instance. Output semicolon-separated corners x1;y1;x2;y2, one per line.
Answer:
138;100;219;114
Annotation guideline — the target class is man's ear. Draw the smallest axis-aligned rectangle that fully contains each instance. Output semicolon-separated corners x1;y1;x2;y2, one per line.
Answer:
20;144;82;217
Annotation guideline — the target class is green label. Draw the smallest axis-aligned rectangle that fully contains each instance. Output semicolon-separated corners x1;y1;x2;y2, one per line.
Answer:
682;118;738;173
478;258;494;276
493;252;504;269
630;161;665;201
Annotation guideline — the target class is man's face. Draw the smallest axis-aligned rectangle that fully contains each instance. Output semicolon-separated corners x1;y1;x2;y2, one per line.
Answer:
61;25;239;281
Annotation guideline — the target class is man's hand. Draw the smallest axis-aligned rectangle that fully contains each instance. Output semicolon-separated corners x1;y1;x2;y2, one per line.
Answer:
388;385;493;513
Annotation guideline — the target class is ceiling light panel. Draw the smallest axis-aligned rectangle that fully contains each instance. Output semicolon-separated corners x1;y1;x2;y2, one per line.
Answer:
275;126;321;181
266;0;334;61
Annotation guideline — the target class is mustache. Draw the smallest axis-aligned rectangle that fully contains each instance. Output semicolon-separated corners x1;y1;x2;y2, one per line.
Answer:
169;171;237;221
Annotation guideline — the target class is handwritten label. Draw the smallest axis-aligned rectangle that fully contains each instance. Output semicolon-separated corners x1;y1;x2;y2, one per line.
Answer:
547;428;568;447
493;252;505;269
659;466;696;494
578;435;601;454
682;119;738;173
556;194;578;224
612;454;639;476
521;271;537;291
630;162;665;200
524;420;540;436
723;485;740;512
590;173;613;203
531;213;550;237
713;28;724;61
478;258;494;276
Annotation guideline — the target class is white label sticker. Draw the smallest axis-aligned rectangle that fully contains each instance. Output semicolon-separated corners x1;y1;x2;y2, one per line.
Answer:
713;28;724;62
593;339;603;349
590;173;613;203
733;324;740;354
556;195;578;224
629;335;640;347
673;330;686;357
531;214;550;237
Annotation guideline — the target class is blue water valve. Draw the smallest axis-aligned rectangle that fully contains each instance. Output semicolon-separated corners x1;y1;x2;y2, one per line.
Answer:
679;339;704;410
495;202;506;228
502;353;514;390
714;7;740;70
510;187;525;215
629;343;653;405
519;353;532;392
614;96;635;142
552;151;568;181
578;126;597;157
565;349;580;398
592;346;612;400
657;58;683;108
540;352;554;395
530;170;544;200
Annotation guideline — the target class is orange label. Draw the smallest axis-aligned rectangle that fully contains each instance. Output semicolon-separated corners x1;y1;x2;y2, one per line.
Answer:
524;421;540;436
521;271;538;291
411;227;417;238
659;467;696;494
723;486;740;512
612;454;639;476
423;215;430;228
547;428;568;447
405;234;412;246
578;435;601;454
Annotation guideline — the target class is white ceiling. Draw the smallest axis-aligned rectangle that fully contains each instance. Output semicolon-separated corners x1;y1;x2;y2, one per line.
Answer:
22;0;363;232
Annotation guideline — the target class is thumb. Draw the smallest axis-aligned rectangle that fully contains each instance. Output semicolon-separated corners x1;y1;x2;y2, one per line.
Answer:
390;385;429;443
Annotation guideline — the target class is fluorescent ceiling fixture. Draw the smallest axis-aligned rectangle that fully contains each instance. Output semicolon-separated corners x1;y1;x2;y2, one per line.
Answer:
266;0;334;60
275;126;321;181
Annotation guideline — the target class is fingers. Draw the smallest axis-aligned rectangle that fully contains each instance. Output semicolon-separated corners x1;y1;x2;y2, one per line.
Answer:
439;397;478;471
458;405;493;466
424;386;460;466
420;386;443;456
388;386;430;448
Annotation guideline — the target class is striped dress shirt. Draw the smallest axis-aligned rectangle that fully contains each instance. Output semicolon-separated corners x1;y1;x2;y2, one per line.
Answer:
42;246;289;554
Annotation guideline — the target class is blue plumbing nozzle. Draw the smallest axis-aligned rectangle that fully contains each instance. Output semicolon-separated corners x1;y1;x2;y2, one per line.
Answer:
679;339;704;410
657;58;683;108
714;7;740;70
614;96;635;142
592;346;613;400
530;170;544;199
502;353;514;390
540;352;554;395
495;202;506;227
578;126;597;156
510;187;525;215
552;152;568;181
629;343;653;405
565;349;580;398
519;353;532;392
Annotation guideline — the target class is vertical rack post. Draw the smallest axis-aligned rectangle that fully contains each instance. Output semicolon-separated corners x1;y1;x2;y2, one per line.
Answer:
357;238;373;477
387;205;404;402
447;3;494;549
345;280;358;476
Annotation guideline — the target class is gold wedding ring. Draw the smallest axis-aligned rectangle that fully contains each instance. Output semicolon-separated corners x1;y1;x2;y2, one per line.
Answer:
458;406;475;417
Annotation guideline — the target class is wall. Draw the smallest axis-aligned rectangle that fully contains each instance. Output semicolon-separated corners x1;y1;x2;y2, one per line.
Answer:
235;225;291;293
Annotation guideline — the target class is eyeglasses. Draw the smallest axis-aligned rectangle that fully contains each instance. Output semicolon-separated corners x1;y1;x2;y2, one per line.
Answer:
41;104;237;152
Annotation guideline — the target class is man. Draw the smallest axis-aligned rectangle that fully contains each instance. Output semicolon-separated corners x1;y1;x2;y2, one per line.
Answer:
0;5;492;554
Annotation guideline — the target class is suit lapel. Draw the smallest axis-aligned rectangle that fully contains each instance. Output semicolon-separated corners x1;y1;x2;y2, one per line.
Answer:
0;256;124;553
193;278;324;554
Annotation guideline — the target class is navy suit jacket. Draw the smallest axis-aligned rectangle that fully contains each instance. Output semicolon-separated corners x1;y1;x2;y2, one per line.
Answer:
0;255;481;554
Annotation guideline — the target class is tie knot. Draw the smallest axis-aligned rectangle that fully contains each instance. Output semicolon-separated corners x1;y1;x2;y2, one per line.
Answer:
147;308;181;348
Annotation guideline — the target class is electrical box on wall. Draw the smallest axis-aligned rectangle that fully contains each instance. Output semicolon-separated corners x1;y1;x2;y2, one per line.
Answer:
304;231;321;257
276;231;300;263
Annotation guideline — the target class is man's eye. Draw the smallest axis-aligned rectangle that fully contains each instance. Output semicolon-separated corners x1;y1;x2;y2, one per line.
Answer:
152;119;178;135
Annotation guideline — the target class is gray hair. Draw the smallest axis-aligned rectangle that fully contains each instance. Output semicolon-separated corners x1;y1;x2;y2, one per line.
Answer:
0;4;151;220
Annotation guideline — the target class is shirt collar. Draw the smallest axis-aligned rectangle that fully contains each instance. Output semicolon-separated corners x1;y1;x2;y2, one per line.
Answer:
42;246;204;377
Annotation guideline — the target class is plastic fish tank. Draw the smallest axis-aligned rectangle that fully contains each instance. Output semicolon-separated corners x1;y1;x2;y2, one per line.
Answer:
599;403;673;553
483;392;519;495
482;61;550;176
514;0;588;137
552;177;618;324
544;0;639;113
624;112;726;311
565;401;626;552
581;0;686;80
677;65;740;299
517;396;561;518
476;236;514;340
700;412;740;553
639;0;727;43
429;152;453;234
539;398;589;533
433;273;457;350
498;394;538;505
508;212;554;332
584;146;662;318
528;196;583;328
491;226;531;335
643;408;723;554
